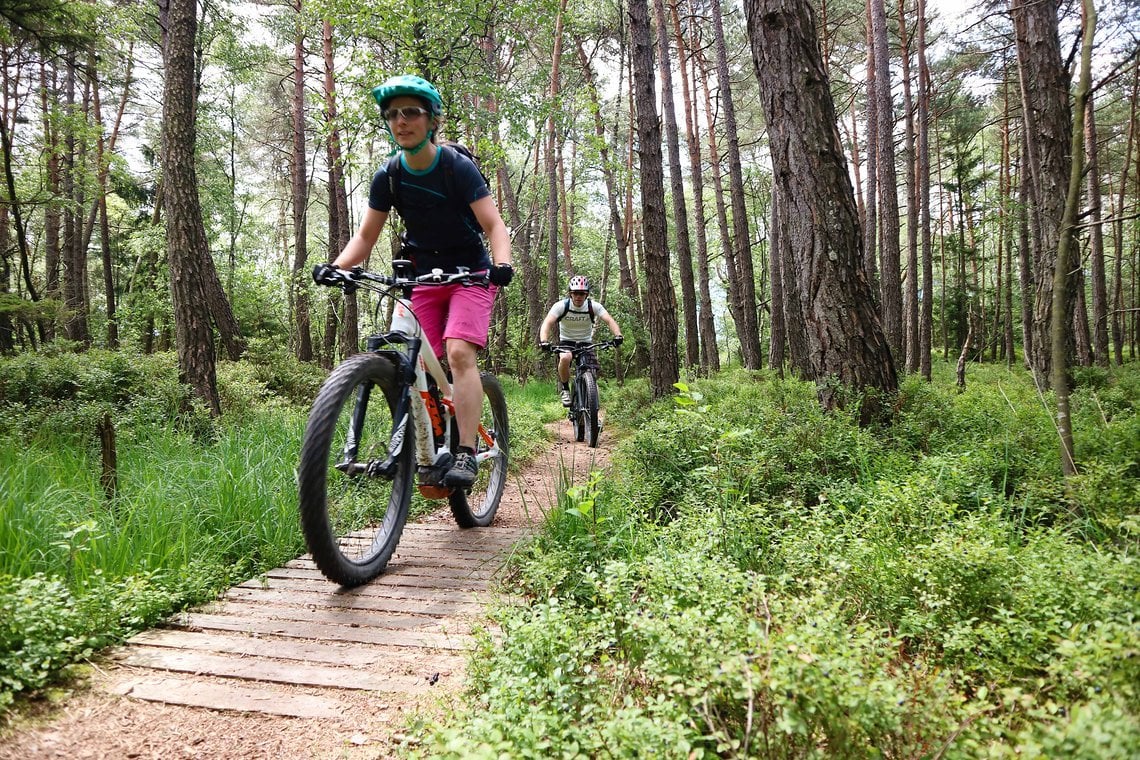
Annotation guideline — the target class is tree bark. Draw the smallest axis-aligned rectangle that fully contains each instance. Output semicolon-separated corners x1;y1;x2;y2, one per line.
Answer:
696;50;740;364
162;0;220;415
672;2;719;371
291;6;312;362
653;0;699;370
1111;64;1137;366
899;0;919;372
1050;0;1095;477
322;19;354;366
746;0;897;423
1084;96;1109;367
1011;0;1075;389
711;0;763;369
629;0;680;398
870;0;902;363
917;0;932;379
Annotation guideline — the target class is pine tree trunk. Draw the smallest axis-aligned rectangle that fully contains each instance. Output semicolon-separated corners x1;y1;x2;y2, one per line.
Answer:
917;0;933;379
653;0;700;370
291;11;312;362
871;0;902;363
1012;0;1075;389
899;0;919;373
672;2;719;371
1050;0;1096;477
630;0;680;398
322;19;354;365
1111;65;1137;366
162;0;220;416
1084;97;1109;367
696;51;742;364
746;0;897;423
711;0;763;369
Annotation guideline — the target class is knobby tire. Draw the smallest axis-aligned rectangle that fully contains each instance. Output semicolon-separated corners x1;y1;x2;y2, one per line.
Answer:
448;372;510;528
582;370;600;447
298;354;414;586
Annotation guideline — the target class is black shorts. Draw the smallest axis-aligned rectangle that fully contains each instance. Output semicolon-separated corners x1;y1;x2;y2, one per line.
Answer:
562;341;600;372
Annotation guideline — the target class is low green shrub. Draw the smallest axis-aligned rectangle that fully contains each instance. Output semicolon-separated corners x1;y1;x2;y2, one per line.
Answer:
0;561;228;712
428;363;1140;757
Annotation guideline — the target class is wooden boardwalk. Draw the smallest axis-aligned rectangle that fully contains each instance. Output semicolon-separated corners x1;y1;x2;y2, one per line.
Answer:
103;521;527;720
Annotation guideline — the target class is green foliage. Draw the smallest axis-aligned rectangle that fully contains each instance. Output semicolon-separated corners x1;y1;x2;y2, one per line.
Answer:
0;349;191;441
218;342;328;408
0;562;227;712
425;364;1140;756
0;348;559;712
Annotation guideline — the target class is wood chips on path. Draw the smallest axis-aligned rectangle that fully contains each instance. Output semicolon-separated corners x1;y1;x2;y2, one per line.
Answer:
0;417;613;759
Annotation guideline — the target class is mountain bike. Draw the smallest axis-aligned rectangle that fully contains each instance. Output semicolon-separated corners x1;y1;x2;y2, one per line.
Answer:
301;261;509;586
546;340;614;448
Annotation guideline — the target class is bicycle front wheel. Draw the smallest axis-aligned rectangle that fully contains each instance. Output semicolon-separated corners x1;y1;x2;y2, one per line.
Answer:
581;370;600;448
298;354;414;586
449;372;510;528
572;376;586;442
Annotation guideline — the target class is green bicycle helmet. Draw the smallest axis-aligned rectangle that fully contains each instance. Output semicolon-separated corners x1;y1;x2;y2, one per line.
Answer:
371;74;443;116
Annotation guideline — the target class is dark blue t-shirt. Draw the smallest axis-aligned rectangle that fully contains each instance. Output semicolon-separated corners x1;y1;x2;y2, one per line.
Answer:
369;147;492;274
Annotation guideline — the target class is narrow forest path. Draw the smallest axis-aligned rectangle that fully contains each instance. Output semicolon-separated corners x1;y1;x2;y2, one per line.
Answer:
0;417;615;760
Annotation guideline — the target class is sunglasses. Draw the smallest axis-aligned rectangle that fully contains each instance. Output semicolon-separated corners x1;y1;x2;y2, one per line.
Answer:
569;291;588;296
382;106;430;122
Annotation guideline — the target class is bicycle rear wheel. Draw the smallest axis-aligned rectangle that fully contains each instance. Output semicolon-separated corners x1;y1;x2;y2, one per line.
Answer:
581;370;600;448
298;354;414;586
449;372;510;528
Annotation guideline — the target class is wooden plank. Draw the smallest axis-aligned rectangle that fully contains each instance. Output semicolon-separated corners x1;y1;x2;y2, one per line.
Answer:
195;601;476;635
127;629;384;666
110;676;346;719
262;566;491;590
235;575;482;601
221;587;482;616
286;555;506;577
279;560;501;582
342;528;521;550
169;613;473;652
112;647;433;692
326;541;512;561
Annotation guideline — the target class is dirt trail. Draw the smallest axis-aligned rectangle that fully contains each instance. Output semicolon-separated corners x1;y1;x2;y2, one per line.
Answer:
0;418;614;759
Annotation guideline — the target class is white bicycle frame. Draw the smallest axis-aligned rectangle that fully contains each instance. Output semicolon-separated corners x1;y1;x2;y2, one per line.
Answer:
388;296;501;470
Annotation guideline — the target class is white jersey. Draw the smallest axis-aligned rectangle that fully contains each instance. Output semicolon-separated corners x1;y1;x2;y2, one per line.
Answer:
546;298;611;342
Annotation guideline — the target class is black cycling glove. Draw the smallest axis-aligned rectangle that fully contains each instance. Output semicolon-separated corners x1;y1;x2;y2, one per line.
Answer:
312;262;338;286
613;335;624;347
489;263;515;287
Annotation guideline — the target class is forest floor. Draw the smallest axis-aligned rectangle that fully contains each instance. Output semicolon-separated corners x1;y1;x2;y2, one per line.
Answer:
0;416;615;759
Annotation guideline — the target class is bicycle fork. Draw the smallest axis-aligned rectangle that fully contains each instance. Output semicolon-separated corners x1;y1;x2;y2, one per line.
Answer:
334;380;411;480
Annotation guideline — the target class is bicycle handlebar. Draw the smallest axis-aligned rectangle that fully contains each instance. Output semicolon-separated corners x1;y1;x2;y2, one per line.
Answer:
547;341;616;354
316;262;491;293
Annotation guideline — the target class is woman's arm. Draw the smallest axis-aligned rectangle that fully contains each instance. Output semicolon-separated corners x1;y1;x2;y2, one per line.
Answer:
333;207;388;268
471;196;512;268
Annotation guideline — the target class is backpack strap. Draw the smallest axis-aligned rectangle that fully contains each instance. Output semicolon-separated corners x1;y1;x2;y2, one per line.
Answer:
386;145;464;216
556;297;571;323
555;297;596;324
386;153;403;211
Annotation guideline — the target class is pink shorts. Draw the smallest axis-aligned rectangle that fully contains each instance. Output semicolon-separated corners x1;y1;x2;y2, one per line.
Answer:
412;283;498;357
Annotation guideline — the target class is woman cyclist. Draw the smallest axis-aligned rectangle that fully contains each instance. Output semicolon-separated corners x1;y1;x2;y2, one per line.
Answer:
314;74;513;487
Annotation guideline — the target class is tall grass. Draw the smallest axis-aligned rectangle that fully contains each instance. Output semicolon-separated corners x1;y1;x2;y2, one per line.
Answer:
1;410;306;583
0;349;555;711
